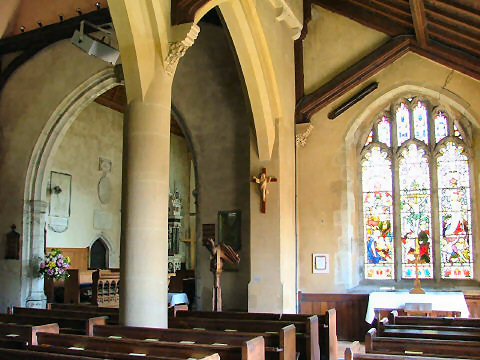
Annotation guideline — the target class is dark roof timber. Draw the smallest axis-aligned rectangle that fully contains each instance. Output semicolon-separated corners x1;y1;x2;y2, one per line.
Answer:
0;8;111;55
297;0;480;123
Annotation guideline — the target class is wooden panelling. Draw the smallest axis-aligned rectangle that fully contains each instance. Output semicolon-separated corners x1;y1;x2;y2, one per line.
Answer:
46;247;89;270
465;294;480;318
298;292;371;341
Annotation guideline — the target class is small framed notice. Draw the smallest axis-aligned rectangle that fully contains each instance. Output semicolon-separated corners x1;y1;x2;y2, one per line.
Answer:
313;253;329;274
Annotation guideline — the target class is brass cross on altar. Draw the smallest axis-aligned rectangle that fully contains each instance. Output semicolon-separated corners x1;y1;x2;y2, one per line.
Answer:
252;168;277;213
410;238;425;294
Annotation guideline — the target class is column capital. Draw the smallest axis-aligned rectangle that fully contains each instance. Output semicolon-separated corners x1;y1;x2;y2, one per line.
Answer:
165;23;201;76
296;124;314;147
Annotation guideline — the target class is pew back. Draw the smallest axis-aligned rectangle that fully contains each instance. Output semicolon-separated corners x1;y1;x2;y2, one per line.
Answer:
0;322;58;345
36;332;263;360
0;313;106;336
172;313;320;360
93;324;294;360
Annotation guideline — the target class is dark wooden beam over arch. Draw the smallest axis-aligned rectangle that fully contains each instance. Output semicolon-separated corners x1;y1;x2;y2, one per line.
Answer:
171;0;211;25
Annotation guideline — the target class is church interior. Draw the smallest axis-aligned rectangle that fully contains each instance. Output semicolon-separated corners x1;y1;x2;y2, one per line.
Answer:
0;0;480;359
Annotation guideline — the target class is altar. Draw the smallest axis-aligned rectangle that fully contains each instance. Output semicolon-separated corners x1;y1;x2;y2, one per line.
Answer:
365;291;469;323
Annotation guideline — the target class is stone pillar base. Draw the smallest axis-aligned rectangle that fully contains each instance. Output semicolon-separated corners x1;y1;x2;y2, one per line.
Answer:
25;291;47;309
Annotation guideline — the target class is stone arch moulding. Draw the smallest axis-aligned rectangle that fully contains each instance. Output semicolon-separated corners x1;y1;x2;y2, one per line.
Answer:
89;234;114;268
343;82;479;289
171;0;282;160
22;67;122;307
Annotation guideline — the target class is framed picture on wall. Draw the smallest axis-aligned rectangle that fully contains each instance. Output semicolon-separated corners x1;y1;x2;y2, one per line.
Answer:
218;210;241;251
218;210;241;272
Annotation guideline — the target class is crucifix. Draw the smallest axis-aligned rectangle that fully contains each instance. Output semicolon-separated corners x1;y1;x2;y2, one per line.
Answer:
252;168;277;213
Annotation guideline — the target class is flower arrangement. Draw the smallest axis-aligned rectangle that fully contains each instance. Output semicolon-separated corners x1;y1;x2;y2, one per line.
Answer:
39;248;71;280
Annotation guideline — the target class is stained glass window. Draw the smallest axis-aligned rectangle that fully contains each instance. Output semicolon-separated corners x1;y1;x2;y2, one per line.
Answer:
361;96;474;282
413;101;428;144
435;112;448;143
362;147;394;279
437;142;473;279
454;124;463;139
365;130;373;146
399;144;433;279
377;116;391;146
396;103;410;146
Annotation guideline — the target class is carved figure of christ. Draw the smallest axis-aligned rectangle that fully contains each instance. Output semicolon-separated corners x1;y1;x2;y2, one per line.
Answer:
252;168;277;213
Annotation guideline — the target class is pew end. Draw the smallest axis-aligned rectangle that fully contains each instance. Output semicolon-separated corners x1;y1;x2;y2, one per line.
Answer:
203;353;221;360
243;336;265;360
326;309;337;360
31;323;60;345
365;328;375;353
280;324;296;360
86;316;107;336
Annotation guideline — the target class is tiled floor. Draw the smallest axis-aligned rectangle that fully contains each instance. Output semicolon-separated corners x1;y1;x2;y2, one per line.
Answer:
337;340;365;360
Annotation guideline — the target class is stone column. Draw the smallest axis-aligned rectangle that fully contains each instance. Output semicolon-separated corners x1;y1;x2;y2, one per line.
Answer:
249;118;296;314
24;200;48;309
120;24;200;328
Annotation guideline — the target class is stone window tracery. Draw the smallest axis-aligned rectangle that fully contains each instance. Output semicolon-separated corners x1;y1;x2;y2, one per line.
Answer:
361;96;474;280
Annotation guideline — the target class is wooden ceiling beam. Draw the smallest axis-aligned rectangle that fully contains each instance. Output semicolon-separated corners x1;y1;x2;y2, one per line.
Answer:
425;0;480;22
0;8;111;55
295;33;480;123
312;0;411;37
429;31;480;58
425;7;480;34
429;22;480;55
411;40;480;82
296;36;412;123
350;0;413;27
364;0;412;19
409;0;429;47
171;0;210;25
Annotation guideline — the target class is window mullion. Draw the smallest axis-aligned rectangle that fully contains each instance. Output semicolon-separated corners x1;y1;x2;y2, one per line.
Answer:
428;102;441;282
390;105;401;281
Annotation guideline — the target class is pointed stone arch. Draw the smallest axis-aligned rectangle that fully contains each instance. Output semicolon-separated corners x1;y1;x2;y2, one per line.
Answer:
22;68;121;307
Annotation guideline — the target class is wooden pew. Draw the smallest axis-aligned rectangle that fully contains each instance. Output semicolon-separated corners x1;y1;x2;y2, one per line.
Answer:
48;303;118;314
169;316;314;360
93;324;294;360
28;344;220;360
0;322;58;345
176;310;335;360
36;332;263;360
0;348;104;360
378;318;480;341
17;306;119;325
64;269;95;304
389;312;480;327
0;313;106;336
344;346;469;360
366;328;480;358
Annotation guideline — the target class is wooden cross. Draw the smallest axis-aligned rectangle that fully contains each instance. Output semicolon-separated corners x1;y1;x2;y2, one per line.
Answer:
252;168;277;213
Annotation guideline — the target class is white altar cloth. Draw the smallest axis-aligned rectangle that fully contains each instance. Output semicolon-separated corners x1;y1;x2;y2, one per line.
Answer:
365;291;469;323
168;292;189;306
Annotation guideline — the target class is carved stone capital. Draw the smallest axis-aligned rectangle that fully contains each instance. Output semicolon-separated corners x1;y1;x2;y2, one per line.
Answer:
165;23;201;76
268;0;303;40
296;124;314;147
